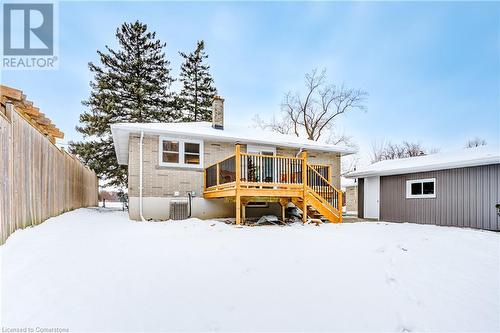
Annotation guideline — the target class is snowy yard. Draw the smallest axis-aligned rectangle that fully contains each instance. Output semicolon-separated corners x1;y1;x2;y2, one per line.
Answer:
1;208;499;332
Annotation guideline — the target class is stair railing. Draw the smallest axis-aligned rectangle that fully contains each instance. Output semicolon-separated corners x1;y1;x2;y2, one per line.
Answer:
306;165;342;212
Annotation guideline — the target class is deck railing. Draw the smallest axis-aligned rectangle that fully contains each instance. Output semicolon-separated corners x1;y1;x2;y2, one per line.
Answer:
204;145;342;223
204;148;337;209
205;155;236;189
240;153;303;185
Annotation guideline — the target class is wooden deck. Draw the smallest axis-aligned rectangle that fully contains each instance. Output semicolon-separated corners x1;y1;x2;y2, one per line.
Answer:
203;144;342;224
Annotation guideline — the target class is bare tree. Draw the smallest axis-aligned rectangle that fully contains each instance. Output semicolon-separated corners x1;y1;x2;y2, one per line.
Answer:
371;141;434;163
255;69;367;143
465;137;487;148
253;114;292;135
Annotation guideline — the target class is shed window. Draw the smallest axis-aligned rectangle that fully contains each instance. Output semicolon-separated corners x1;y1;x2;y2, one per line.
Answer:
406;178;436;199
159;137;203;168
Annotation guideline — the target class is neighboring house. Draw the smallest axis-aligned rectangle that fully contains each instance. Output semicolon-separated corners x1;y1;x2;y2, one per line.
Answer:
111;97;355;224
347;146;500;230
341;177;358;214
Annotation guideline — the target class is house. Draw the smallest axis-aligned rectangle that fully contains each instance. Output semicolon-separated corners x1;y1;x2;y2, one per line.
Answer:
341;177;358;214
346;145;500;230
111;97;355;224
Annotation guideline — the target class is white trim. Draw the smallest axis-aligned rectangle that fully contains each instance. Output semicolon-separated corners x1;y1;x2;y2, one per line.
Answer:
363;176;380;219
247;144;276;155
158;136;204;169
110;122;356;165
406;178;436;199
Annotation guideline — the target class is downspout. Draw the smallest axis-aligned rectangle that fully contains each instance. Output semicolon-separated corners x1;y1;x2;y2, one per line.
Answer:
139;130;146;222
187;192;192;218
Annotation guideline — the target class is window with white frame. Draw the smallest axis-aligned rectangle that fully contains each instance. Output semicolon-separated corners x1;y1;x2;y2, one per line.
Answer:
159;137;203;168
406;178;436;198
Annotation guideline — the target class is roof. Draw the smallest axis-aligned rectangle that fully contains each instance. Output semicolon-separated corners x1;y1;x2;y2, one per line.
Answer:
346;145;500;178
0;85;64;142
111;121;356;165
341;177;357;190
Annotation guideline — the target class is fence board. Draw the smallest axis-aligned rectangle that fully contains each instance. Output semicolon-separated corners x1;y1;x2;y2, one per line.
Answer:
0;104;98;244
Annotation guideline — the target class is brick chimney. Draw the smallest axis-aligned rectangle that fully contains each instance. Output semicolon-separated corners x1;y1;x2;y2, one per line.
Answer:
212;96;224;130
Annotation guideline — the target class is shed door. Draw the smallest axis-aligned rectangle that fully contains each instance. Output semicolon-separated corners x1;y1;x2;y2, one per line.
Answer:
363;176;380;219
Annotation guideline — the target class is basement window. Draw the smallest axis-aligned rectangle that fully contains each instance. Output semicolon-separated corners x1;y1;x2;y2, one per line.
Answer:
246;202;269;208
406;178;436;199
159;137;203;168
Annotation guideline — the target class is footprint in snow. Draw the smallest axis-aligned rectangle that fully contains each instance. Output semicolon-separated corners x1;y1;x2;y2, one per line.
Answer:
385;270;397;284
398;325;412;332
397;244;408;252
375;246;386;253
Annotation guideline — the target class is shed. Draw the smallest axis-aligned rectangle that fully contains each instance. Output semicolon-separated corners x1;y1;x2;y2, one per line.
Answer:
347;145;500;230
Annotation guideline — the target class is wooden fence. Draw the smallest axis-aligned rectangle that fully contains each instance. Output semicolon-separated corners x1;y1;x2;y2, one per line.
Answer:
0;103;98;244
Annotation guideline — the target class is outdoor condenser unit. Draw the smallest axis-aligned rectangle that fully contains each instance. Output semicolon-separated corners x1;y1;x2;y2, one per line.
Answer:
169;200;189;220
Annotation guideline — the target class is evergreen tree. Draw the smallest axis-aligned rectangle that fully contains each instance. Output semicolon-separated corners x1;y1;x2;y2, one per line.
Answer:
178;40;217;121
70;21;176;188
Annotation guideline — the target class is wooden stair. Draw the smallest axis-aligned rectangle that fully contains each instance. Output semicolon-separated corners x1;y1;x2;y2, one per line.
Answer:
291;165;343;223
292;194;342;223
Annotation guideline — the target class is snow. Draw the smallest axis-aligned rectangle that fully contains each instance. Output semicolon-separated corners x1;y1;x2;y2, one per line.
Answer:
1;208;499;332
341;176;357;189
347;144;500;178
111;121;356;165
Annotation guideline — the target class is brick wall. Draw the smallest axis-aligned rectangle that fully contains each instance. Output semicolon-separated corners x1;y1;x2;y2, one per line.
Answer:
345;185;358;212
129;134;342;198
128;135;239;197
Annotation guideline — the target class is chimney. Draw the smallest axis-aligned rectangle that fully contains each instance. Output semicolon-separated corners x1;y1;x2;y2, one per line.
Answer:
212;96;224;130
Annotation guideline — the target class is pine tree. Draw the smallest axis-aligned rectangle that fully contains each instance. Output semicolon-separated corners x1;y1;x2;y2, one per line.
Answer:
70;21;176;188
178;40;217;121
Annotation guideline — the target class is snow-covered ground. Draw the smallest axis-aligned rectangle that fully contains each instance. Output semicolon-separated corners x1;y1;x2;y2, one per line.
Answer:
1;208;499;332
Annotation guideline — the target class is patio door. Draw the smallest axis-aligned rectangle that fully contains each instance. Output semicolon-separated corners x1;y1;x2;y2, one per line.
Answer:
247;145;276;183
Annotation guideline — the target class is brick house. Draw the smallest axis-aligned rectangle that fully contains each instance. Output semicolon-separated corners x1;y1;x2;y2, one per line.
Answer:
111;97;355;224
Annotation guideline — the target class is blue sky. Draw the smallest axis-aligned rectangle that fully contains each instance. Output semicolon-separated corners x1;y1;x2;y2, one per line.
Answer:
2;1;499;163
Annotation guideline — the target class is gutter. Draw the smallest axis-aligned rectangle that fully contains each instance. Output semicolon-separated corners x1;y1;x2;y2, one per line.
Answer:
139;130;146;222
346;157;500;178
110;124;358;165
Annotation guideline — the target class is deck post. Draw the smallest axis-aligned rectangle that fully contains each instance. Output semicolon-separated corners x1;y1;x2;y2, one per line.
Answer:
301;150;308;223
281;201;286;222
216;163;220;187
279;198;288;222
338;190;343;223
235;144;242;225
241;202;246;224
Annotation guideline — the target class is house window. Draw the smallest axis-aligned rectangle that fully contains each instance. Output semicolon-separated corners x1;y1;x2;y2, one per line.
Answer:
184;142;200;165
162;140;179;163
159;137;203;168
406;178;436;198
